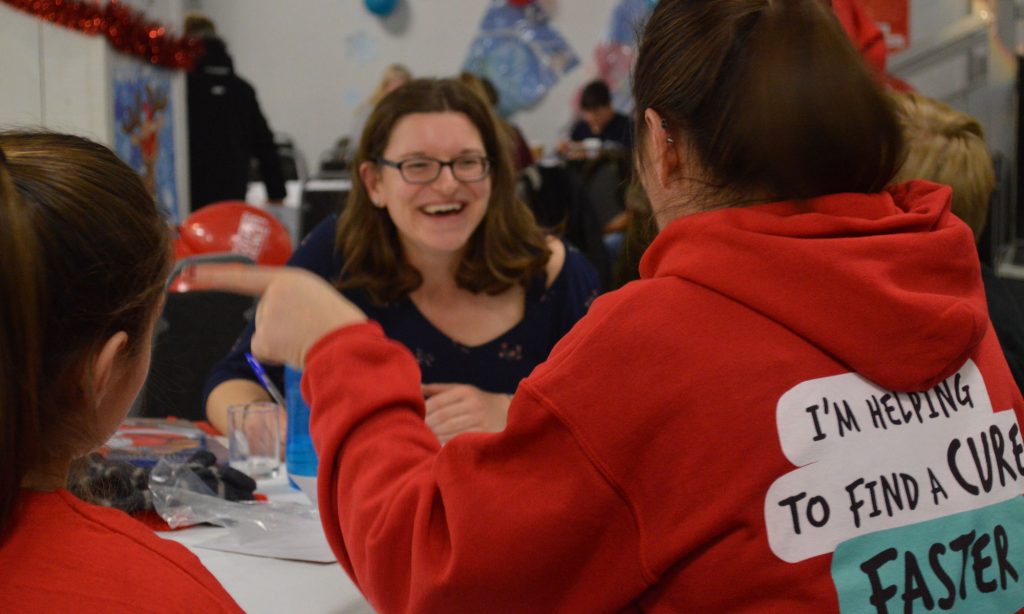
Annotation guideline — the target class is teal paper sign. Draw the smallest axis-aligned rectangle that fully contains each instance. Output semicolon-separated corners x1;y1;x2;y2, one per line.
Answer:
832;498;1024;613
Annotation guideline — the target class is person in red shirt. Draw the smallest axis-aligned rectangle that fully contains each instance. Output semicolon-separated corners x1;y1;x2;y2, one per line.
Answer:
0;132;241;612
196;0;1024;611
831;0;887;73
831;0;914;91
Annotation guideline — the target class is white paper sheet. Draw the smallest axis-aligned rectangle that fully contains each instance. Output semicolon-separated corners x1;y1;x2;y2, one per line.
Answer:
194;517;336;563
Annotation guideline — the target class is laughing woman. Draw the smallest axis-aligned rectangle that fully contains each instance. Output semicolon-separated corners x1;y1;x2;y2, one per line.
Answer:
204;79;598;443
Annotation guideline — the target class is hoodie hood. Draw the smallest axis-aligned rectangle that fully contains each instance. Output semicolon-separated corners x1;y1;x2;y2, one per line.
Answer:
195;36;235;74
639;180;988;391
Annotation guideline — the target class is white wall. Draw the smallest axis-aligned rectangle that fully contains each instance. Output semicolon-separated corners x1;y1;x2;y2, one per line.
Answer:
0;3;111;143
908;0;973;38
198;0;618;168
0;5;45;128
890;0;1017;171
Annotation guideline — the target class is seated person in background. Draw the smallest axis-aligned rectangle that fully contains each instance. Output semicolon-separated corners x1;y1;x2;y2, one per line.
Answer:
558;79;633;159
890;91;1024;390
0;132;240;612
611;181;658;290
205;78;599;443
458;71;534;172
480;75;534;171
559;79;634;261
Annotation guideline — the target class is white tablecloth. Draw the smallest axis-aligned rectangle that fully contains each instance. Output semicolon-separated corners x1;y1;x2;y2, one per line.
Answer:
159;473;373;614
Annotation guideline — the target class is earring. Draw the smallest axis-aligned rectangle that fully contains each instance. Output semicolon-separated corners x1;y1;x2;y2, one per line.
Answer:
661;118;675;144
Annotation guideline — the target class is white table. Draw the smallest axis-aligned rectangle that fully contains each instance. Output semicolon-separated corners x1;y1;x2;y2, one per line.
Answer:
159;473;374;614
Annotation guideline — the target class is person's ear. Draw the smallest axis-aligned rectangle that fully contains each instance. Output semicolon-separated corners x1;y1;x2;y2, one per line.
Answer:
643;108;682;188
89;331;129;405
359;161;385;208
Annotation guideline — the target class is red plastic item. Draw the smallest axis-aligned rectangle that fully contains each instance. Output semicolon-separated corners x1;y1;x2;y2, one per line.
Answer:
171;201;293;292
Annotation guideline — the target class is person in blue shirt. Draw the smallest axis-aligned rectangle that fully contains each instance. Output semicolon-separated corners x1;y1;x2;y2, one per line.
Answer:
205;79;598;443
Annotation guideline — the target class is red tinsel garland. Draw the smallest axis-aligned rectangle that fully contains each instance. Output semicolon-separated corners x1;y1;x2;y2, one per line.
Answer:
1;0;203;70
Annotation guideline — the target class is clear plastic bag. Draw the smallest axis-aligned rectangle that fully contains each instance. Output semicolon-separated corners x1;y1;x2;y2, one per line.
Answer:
150;457;335;562
149;457;311;528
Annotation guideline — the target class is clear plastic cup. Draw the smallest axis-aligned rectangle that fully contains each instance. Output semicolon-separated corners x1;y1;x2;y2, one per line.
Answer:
227;402;282;478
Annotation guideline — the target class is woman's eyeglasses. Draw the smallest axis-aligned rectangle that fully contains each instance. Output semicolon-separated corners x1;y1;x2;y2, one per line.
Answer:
377;155;491;184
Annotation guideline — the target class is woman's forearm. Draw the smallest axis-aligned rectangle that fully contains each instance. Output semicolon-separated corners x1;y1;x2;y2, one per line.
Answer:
205;379;271;434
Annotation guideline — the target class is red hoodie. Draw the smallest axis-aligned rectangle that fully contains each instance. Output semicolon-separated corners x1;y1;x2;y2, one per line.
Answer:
304;180;1024;612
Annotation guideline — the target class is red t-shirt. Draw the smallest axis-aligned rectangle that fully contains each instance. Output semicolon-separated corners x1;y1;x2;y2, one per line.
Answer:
0;489;241;612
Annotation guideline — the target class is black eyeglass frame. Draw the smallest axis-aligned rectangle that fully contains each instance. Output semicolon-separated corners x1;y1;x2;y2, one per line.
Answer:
377;155;492;184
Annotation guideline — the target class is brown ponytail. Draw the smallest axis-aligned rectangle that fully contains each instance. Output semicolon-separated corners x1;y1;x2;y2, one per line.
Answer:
0;133;171;539
634;0;903;203
0;150;44;538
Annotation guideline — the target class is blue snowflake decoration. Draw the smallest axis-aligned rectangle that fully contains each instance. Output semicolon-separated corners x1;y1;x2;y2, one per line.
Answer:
463;1;579;116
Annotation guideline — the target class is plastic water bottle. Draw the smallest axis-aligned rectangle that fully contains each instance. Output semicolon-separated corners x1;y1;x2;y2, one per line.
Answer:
284;366;319;502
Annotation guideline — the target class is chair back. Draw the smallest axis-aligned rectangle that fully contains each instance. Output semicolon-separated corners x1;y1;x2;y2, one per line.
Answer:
132;254;256;421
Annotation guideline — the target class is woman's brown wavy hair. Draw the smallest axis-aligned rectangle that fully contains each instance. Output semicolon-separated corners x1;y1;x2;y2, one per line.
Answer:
335;78;550;304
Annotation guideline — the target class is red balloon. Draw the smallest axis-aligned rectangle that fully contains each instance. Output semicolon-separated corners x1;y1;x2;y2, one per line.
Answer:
171;201;293;292
508;0;534;6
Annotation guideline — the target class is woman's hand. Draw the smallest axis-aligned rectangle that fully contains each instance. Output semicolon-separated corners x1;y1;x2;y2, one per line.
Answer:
190;264;367;368
422;383;512;444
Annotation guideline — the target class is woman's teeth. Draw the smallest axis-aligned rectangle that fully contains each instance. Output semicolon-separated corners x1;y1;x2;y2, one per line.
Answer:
423;204;464;216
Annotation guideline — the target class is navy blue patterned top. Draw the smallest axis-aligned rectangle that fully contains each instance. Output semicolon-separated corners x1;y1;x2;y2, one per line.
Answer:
203;215;599;401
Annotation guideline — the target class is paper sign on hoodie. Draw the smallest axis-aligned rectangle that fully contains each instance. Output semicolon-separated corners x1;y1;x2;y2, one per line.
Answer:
765;360;1024;612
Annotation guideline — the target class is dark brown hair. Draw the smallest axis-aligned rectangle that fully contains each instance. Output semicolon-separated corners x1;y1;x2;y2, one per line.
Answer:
336;78;550;304
580;80;612;110
0;132;171;538
633;0;903;203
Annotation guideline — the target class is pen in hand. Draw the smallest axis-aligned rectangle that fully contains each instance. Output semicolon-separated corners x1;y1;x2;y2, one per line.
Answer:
244;352;287;407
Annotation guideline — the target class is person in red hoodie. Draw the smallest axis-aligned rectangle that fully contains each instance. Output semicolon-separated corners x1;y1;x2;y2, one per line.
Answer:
831;0;887;74
196;0;1024;611
0;132;241;612
831;0;913;91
